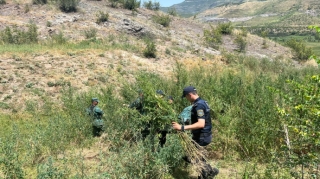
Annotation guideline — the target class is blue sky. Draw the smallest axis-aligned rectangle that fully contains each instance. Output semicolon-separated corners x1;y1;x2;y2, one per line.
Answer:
141;0;185;7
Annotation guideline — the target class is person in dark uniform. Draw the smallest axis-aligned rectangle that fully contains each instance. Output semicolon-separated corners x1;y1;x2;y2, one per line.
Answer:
172;86;219;179
129;89;144;115
86;98;104;137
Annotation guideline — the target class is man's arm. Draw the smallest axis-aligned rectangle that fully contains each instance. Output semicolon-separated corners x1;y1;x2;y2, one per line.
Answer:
172;119;205;131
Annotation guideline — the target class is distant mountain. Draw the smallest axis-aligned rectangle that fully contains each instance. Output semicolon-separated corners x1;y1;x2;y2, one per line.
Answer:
161;0;245;17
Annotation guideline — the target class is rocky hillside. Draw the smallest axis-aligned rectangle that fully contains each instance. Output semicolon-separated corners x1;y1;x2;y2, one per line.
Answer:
0;0;294;113
193;0;320;27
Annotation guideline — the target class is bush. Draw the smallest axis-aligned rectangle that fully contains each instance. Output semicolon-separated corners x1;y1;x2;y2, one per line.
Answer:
123;0;140;10
50;31;67;44
96;11;109;24
152;14;171;27
167;7;177;16
0;23;38;44
0;0;5;4
32;0;47;4
234;35;247;53
83;28;97;39
217;22;233;35
143;41;156;58
143;0;160;10
286;38;313;61
203;25;222;49
57;0;79;12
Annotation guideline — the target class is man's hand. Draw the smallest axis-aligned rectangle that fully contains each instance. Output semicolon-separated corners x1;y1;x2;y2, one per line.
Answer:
172;122;182;131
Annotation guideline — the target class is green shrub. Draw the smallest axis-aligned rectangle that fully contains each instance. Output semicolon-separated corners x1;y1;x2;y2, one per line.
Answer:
50;31;67;44
239;26;248;37
32;0;47;4
46;21;52;27
143;41;156;58
83;28;97;39
0;0;5;4
234;35;247;53
217;22;233;35
143;0;159;10
203;25;222;49
96;11;109;24
143;0;152;9
167;7;177;16
286;38;313;61
57;0;79;12
123;0;140;10
0;23;38;44
152;14;171;27
109;0;120;8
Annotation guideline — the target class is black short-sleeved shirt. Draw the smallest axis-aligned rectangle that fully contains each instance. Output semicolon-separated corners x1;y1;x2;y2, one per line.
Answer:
191;97;212;134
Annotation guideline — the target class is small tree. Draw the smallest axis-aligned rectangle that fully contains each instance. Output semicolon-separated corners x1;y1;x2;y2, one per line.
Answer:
143;41;156;58
234;35;247;53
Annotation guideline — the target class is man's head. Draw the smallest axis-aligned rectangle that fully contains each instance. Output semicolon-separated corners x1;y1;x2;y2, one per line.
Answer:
138;89;143;96
182;86;198;102
92;98;99;106
167;95;174;104
156;90;165;97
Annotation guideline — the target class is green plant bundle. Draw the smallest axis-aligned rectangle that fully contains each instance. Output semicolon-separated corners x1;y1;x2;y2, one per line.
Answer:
177;132;207;175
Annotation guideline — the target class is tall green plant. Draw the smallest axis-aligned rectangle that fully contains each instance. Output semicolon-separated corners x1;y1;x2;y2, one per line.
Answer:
274;74;320;178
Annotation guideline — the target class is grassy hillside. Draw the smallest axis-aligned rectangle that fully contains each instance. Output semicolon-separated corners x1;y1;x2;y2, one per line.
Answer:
0;0;319;178
195;0;320;55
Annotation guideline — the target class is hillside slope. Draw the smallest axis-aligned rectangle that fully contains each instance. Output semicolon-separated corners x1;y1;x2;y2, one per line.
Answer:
0;0;293;112
195;0;320;27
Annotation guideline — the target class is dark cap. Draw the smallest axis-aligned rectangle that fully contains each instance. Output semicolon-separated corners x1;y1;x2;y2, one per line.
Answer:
182;86;196;98
167;95;174;101
92;98;99;103
156;90;165;96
